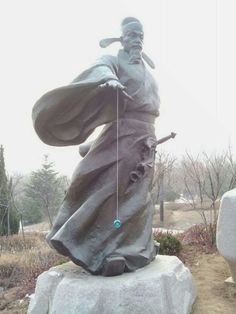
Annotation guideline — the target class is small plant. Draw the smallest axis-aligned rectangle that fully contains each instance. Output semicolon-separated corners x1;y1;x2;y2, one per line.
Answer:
179;223;217;253
153;231;182;256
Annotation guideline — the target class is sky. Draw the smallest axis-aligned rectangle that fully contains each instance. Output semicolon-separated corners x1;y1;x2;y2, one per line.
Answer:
0;0;235;176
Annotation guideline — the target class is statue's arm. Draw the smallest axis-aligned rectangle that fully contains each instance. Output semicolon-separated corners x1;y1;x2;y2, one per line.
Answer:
92;55;133;101
72;55;119;86
33;55;130;147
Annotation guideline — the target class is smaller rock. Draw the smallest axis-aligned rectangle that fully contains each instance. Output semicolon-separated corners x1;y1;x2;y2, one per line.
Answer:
217;189;236;283
225;277;236;286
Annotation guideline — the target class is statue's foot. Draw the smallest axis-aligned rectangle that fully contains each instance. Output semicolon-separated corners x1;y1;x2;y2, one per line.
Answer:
102;256;126;276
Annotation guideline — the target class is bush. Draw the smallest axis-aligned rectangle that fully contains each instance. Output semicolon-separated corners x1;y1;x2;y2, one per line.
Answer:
165;190;180;202
179;223;217;252
153;231;182;256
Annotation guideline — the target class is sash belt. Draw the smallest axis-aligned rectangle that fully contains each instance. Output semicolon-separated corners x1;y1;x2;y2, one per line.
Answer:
122;111;156;124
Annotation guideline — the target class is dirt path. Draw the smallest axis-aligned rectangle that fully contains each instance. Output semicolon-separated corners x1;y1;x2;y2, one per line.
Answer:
188;252;236;314
153;206;216;230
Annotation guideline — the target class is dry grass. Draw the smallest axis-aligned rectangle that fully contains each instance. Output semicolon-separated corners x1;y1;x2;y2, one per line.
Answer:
0;233;44;253
0;233;68;310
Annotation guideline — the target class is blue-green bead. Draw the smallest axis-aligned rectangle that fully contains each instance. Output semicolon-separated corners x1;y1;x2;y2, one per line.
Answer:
113;219;121;229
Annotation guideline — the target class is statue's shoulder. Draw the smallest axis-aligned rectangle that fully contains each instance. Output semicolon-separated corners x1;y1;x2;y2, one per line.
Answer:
95;54;118;70
72;54;118;83
89;54;118;76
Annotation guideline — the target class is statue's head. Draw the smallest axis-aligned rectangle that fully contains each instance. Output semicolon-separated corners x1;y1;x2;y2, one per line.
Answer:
99;17;154;69
120;17;144;54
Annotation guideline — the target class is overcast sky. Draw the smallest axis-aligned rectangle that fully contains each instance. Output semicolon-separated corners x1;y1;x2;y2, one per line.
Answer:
0;0;235;176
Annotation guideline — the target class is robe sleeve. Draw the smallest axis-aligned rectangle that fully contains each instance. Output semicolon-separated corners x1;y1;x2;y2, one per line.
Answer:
32;55;124;146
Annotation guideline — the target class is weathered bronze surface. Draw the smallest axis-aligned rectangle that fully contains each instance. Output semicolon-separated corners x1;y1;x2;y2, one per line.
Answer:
32;17;161;276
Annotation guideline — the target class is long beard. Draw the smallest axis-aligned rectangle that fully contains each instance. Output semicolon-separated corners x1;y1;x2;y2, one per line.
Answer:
128;47;142;64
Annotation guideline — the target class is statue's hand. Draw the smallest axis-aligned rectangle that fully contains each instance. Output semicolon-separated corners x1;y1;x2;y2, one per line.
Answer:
98;80;133;101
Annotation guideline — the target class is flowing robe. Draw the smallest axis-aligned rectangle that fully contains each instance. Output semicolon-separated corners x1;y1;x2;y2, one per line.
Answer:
33;50;160;274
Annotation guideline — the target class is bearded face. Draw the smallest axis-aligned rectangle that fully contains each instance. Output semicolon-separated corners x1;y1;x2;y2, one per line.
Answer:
121;24;144;64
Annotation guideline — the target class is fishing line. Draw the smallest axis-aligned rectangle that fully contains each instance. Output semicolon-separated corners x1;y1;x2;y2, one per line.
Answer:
113;87;122;229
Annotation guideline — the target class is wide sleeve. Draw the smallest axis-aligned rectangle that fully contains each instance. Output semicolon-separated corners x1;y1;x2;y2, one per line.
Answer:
32;55;124;146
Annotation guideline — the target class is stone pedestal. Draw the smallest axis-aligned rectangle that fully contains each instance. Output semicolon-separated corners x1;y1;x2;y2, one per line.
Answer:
28;256;196;314
217;189;236;284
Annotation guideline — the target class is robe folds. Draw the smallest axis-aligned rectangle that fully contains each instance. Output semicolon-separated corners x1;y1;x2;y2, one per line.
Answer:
32;49;160;274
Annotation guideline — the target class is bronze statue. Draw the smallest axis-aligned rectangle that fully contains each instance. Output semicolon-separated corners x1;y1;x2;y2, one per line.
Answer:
33;17;161;276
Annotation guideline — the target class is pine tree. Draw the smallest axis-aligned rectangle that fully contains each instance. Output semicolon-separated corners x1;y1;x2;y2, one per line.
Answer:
24;155;67;226
0;145;20;235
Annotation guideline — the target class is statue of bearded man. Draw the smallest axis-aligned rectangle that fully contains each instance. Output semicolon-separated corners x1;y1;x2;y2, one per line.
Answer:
33;17;160;276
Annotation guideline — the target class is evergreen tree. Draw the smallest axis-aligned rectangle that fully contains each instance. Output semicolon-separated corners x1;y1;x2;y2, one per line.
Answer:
0;145;20;235
20;195;43;225
24;155;67;226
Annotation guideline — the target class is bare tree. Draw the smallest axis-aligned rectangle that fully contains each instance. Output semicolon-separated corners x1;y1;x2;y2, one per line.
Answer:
181;153;205;210
180;147;236;246
153;151;176;202
203;152;228;224
181;152;212;231
152;151;176;224
226;146;236;191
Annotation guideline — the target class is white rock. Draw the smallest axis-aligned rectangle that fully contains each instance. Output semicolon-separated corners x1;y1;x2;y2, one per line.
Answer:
28;256;196;314
217;189;236;282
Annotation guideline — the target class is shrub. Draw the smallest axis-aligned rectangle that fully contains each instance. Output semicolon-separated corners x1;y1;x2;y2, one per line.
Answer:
179;223;217;252
165;190;180;202
153;231;182;256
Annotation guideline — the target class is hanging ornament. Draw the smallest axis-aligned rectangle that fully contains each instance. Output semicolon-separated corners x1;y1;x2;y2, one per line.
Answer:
113;87;121;229
113;219;122;229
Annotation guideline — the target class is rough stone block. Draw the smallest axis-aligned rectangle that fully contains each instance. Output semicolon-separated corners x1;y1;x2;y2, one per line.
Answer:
217;189;236;283
28;256;196;314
